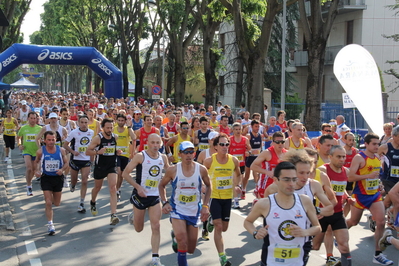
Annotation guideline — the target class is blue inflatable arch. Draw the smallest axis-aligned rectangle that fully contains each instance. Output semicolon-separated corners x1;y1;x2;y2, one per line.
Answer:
0;43;122;98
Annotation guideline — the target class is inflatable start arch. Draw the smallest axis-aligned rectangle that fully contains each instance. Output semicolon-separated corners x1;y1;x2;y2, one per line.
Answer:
0;43;122;98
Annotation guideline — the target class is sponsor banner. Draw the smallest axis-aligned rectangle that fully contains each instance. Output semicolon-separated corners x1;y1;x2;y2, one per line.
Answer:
333;44;383;137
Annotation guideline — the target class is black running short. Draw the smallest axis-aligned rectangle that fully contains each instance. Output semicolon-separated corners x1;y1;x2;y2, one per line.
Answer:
117;156;129;171
93;165;117;179
69;160;91;171
40;174;64;192
319;211;347;232
130;191;160;210
209;198;231;222
245;155;257;168
382;179;399;193
3;135;15;149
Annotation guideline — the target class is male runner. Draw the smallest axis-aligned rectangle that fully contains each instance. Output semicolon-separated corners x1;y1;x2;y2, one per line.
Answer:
166;121;192;164
122;134;169;266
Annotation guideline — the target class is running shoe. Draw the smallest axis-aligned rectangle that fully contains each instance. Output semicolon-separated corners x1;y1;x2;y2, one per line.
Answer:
4;156;8;162
378;230;393;251
77;203;86;213
326;256;341;266
240;191;246;200
171;230;178;253
150;257;164;266
35;177;41;182
219;255;231;266
110;214;120;225
206;215;214;233
232;201;240;209
63;177;69;188
70;185;75;193
27;187;33;196
47;223;55;236
368;214;376;232
202;229;209;241
128;211;134;226
117;191;121;202
90;201;98;216
373;253;393;265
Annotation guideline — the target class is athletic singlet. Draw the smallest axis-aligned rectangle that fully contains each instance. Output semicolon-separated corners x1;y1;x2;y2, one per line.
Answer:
95;133;117;167
45;124;65;146
316;155;327;168
166;122;178;138
276;120;287;132
229;135;246;166
114;126;130;158
65;128;94;161
295;179;314;204
59;120;73;134
382;143;399;181
344;147;357;168
249;131;262;155
261;146;287;179
135;151;164;196
353;152;381;195
209;120;219;130
88;119;98;133
197;129;211;151
209;153;235;199
132;118;143;131
262;193;308;266
219;125;230;135
3;117;16;136
288;137;305;150
313;169;322;207
19;108;29;125
326;164;347;213
97;112;106;120
41;145;64;176
170;162;202;217
172;134;190;163
138;127;156;151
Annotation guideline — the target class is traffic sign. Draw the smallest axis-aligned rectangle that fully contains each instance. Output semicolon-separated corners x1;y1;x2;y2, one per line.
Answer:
152;95;160;99
152;85;162;95
56;82;61;87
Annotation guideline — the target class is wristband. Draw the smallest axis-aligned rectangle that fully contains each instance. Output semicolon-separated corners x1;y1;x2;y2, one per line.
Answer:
202;204;209;208
162;200;169;207
168;153;172;157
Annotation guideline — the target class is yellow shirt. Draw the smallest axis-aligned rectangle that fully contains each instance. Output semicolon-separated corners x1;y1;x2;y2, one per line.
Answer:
172;134;190;163
3;117;16;136
209;120;219;130
209;154;235;199
88;119;98;134
288;137;305;150
354;153;381;195
114;126;130;158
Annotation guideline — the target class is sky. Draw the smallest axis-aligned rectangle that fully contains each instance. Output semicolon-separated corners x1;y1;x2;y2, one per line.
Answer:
20;0;47;44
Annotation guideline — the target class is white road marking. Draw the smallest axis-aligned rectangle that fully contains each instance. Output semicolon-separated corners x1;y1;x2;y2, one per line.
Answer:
29;258;42;266
25;240;38;255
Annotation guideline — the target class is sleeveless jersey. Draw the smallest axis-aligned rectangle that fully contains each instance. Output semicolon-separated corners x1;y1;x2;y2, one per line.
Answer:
261;146;288;179
19;108;30;125
262;193;308;266
41;145;64;176
3;117;16;136
295;179;314;204
353;152;381;195
59;120;73;134
249;132;262;154
288;137;305;150
135;151;164;196
209;120;219;130
209;154;235;199
219;125;230;135
114;126;130;158
166;122;178;138
326;164;347;213
45;124;65;146
344;147;357;168
316;155;328;168
197;129;211;151
95;133;117;167
229;135;246;166
172;134;190;163
276;120;287;132
132;119;143;131
381;143;399;181
88;119;98;133
170;162;202;217
313;169;322;207
70;113;78;121
65;128;94;161
138;126;156;151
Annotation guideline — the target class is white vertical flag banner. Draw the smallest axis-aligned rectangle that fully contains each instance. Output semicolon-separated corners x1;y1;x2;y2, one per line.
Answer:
333;44;383;137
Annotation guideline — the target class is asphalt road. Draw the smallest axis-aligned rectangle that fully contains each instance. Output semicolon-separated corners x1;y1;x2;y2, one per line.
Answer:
1;146;398;266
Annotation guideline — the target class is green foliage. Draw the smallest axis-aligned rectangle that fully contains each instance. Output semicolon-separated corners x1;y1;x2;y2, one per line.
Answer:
285;93;305;120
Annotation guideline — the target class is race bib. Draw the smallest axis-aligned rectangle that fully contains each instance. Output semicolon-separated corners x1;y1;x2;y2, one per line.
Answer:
199;144;209;150
4;129;13;135
45;160;60;172
331;180;346;196
366;178;379;191
78;146;87;153
274;244;300;260
144;144;148;150
103;145;116;156
390;166;399;178
117;146;128;155
178;194;197;204
26;134;36;142
234;154;244;163
145;179;159;189
216;176;232;190
168;132;175;138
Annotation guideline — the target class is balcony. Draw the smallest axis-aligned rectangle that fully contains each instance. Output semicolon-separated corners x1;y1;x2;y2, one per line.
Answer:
305;0;367;16
293;45;344;67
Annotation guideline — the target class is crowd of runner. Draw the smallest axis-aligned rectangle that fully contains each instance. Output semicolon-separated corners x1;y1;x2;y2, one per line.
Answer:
0;90;398;266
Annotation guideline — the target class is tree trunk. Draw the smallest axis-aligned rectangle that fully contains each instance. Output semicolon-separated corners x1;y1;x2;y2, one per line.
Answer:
246;55;265;115
86;68;92;94
304;43;326;130
174;47;186;105
235;57;244;107
203;33;219;107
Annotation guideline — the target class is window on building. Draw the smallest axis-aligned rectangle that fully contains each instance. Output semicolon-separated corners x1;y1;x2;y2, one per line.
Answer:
220;33;225;53
346;20;354;44
303;35;308;51
219;75;225;96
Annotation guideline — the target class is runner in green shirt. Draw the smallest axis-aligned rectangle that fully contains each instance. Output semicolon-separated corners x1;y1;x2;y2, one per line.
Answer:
17;111;42;196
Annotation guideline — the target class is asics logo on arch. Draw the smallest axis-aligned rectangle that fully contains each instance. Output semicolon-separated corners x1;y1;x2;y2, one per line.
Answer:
91;58;113;76
37;49;73;61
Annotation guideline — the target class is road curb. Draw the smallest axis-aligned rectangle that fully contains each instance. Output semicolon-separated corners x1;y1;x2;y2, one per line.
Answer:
0;136;15;231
